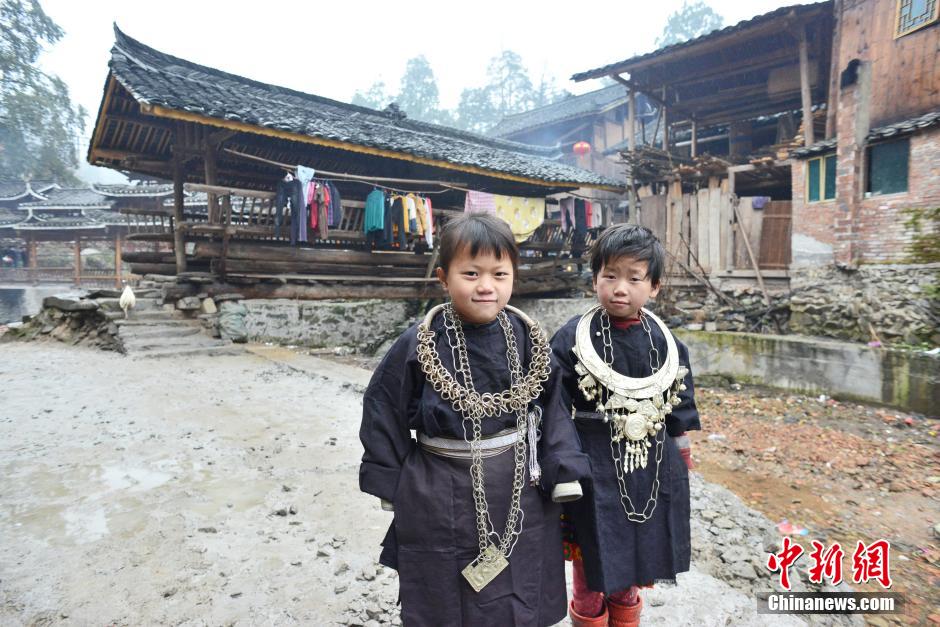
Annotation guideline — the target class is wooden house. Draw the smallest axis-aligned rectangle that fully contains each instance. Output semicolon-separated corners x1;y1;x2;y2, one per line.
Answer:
84;27;623;301
572;0;939;285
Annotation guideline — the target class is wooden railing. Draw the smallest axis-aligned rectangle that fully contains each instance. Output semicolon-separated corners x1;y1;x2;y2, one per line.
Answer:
0;267;124;287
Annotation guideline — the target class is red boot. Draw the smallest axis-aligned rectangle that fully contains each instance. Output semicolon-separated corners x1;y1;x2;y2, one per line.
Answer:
569;600;609;627
607;595;642;627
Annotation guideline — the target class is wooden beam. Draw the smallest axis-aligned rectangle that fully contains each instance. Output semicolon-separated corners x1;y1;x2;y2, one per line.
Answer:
798;26;815;146
192;241;433;267
172;149;188;273
627;87;637;223
204;144;219;224
73;237;81;286
183;183;276;200
661;87;669;152
691;120;698;158
115;233;122;288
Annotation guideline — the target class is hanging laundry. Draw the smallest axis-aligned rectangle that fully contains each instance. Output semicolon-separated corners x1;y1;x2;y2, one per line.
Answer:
464;190;497;214
585;201;593;229
316;183;329;239
423;196;434;248
387;195;407;249
493;195;546;243
573;198;588;256
295;166;315;244
559;197;576;232
275;174;303;241
405;194;419;235
365;188;386;250
327;182;343;228
307;182;319;232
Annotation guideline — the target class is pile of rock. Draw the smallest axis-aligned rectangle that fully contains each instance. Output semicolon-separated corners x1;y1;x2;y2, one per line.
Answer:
2;294;124;352
657;285;790;334
790;263;939;344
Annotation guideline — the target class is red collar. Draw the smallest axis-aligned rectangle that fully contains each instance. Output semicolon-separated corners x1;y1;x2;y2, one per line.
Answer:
610;315;641;330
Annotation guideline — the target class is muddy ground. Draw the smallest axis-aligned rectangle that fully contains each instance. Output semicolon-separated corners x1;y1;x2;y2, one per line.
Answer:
0;342;934;626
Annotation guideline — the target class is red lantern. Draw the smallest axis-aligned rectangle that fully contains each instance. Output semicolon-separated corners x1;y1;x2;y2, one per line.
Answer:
573;141;592;156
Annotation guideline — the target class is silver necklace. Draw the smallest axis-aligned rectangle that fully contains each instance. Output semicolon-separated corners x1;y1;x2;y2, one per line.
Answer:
416;303;551;591
572;305;688;523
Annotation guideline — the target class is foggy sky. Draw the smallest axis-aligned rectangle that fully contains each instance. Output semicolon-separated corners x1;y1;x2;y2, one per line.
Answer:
36;0;818;183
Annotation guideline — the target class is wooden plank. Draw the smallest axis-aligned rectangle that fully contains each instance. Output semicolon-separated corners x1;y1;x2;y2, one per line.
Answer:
695;188;710;272
758;201;792;269
685;192;695;267
183;183;276;200
192;241;432;267
172;155;187;273
734;197;754;269
720;191;734;274
798;27;815;146
707;179;721;277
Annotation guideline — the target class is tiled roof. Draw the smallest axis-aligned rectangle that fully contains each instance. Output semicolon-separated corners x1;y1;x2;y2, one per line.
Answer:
13;214;107;231
92;183;175;197
18;188;113;210
572;2;831;81
108;26;623;190
489;85;629;138
0;180;59;201
791;109;940;158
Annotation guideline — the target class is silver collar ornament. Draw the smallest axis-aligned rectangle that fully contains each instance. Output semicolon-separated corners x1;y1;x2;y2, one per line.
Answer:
572;305;689;475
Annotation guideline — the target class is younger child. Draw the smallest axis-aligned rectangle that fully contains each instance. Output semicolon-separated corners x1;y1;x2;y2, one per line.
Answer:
546;224;700;626
359;213;589;626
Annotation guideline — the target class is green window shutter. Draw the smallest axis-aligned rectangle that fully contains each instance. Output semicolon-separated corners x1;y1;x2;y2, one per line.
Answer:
824;154;837;200
808;158;821;202
868;139;909;195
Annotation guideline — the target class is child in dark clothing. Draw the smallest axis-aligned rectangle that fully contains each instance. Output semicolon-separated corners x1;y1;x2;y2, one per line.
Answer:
545;224;701;626
359;213;589;626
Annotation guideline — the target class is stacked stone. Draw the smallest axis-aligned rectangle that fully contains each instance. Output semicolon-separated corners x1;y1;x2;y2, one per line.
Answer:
789;263;939;344
3;295;123;352
656;286;791;335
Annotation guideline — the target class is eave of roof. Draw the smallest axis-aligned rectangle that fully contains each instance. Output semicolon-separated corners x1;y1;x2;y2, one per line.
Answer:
791;109;940;158
96;26;623;193
490;85;629;138
572;1;832;82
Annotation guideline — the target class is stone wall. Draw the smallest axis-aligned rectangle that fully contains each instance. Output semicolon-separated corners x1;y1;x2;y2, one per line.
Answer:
242;299;418;351
677;329;939;415
789;263;940;344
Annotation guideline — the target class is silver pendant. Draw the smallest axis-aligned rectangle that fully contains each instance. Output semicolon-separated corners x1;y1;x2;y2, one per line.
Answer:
462;544;508;592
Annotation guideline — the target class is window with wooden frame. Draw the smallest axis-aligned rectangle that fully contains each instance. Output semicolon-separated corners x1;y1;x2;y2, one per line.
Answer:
866;138;910;196
806;153;836;202
896;0;939;37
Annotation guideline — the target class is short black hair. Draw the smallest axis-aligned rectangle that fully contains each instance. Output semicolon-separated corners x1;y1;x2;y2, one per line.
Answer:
590;224;665;284
438;212;519;273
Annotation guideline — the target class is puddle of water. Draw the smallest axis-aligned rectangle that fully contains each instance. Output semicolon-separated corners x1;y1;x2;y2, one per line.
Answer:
62;506;109;543
99;465;172;493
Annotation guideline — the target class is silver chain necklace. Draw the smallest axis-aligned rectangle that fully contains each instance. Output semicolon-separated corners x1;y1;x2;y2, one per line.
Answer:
573;305;688;523
416;303;551;591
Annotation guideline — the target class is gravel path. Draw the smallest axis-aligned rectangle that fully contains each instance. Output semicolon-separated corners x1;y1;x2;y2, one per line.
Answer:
0;343;860;626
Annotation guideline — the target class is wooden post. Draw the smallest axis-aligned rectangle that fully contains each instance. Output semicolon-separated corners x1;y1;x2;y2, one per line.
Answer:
799;26;815;146
204;144;219;224
691;120;698;158
28;235;37;285
172;157;187;274
627;87;637;223
661;87;669;152
115;233;123;288
73;237;81;286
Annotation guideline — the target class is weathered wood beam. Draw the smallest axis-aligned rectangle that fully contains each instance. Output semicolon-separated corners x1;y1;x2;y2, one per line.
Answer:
192;241;432;267
183;183;276;200
172;149;188;273
627;86;637;223
798;26;815;146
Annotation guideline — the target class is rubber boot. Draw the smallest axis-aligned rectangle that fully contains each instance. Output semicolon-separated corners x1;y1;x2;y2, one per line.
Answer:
607;595;642;627
569;600;609;627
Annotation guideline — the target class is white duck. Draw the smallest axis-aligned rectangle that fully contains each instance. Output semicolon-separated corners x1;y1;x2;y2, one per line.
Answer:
119;284;136;318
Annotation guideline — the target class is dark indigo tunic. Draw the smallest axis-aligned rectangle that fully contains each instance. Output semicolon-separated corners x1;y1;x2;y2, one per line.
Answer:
360;312;591;626
547;313;701;594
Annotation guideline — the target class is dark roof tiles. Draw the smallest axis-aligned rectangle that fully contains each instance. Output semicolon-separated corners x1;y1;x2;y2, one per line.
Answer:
109;26;621;190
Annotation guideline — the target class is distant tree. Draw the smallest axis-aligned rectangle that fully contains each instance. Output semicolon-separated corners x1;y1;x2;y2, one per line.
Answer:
655;0;725;48
455;86;498;134
0;0;85;183
396;55;444;123
532;74;571;108
351;80;391;110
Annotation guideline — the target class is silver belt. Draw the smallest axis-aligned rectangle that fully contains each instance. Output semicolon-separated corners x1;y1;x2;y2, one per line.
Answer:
418;429;520;459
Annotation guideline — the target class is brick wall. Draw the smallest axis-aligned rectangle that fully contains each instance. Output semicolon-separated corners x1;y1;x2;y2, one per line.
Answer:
790;157;839;255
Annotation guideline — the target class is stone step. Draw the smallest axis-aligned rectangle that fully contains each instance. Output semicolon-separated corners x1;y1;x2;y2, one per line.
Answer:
118;310;188;322
132;343;243;359
94;297;162;312
123;335;225;351
115;317;194;327
118;325;202;340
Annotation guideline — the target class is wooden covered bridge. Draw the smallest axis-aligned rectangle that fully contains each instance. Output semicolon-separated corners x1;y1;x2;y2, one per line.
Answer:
86;27;623;300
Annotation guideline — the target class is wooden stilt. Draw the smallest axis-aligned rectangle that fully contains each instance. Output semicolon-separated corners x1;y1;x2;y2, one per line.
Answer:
73;237;82;286
799;27;815;146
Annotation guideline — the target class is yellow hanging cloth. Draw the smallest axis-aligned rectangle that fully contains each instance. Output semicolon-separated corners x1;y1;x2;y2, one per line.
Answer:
493;196;546;243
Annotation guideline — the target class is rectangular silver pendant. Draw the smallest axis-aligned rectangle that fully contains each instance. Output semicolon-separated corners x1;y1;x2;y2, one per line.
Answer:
462;544;508;593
